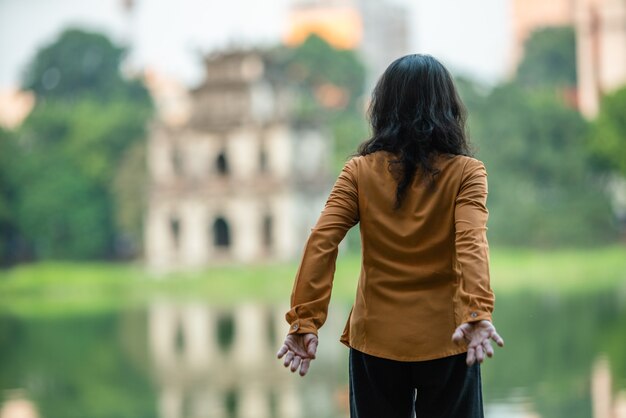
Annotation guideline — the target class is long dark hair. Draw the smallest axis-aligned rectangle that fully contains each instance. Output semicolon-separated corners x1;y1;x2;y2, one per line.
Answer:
357;54;472;209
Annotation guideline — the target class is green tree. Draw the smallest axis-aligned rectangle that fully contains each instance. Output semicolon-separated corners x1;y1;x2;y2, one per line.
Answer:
282;34;366;107
274;35;368;251
516;26;577;89
13;99;150;259
467;83;616;246
22;28;150;105
111;140;148;255
0;129;21;264
456;23;618;247
277;34;369;170
9;28;153;260
588;86;626;176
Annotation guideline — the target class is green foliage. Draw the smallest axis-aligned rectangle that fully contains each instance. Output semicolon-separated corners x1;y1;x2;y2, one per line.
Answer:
22;28;150;105
11;98;150;259
13;153;112;259
284;34;366;105
467;83;616;246
456;25;618;246
112;141;148;254
0;130;13;218
3;28;153;261
278;34;369;170
330;110;369;168
0;130;19;263
588;86;626;176
0;130;14;224
516;26;577;88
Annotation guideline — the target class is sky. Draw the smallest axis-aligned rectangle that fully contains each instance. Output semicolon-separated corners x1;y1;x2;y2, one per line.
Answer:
0;0;511;90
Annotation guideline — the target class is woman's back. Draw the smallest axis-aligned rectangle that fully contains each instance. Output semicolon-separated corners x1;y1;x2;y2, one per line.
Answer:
316;151;491;361
356;151;472;282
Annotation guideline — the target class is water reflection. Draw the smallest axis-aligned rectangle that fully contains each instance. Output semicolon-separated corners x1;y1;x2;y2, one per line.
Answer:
147;302;348;418
1;288;625;418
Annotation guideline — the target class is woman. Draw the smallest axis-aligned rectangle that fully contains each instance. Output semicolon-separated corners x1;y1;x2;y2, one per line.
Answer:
277;54;504;417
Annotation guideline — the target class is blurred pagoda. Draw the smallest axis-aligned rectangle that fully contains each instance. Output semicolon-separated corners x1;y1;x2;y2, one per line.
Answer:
144;51;332;271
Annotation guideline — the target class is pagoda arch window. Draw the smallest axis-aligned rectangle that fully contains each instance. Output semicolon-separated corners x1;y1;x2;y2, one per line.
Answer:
216;150;229;175
213;217;231;248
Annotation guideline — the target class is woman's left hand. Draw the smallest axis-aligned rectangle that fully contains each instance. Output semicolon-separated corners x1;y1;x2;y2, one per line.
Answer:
277;333;318;376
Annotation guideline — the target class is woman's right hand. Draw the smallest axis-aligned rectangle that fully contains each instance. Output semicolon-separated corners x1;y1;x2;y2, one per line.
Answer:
452;320;504;366
277;333;318;376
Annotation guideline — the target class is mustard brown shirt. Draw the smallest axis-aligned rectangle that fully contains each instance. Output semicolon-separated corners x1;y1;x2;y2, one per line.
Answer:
285;151;495;361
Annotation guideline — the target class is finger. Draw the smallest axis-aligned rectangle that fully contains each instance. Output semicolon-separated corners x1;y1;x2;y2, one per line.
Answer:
466;347;476;366
452;323;472;343
483;339;494;358
277;345;288;359
283;351;294;368
475;344;484;364
480;320;494;330
307;338;318;359
468;338;480;349
291;356;302;373
299;358;311;376
490;331;505;347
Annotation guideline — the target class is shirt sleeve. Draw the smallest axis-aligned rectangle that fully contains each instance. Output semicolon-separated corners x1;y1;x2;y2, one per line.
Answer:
285;158;360;336
454;158;495;325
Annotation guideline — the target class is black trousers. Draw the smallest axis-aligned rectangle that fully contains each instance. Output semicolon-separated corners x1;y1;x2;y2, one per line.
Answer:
349;348;484;418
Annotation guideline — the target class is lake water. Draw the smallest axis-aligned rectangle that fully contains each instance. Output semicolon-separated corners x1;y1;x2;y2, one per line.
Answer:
1;288;625;418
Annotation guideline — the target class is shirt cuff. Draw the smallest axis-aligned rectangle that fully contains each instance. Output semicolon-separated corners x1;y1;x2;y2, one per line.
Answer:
287;318;318;336
462;310;492;324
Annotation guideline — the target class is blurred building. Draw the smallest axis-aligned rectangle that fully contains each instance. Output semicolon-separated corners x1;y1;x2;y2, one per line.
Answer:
0;89;34;130
144;51;332;271
576;0;626;117
358;0;410;89
510;0;576;74
284;0;409;91
0;391;39;418
511;0;626;118
143;70;192;128
284;0;362;49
